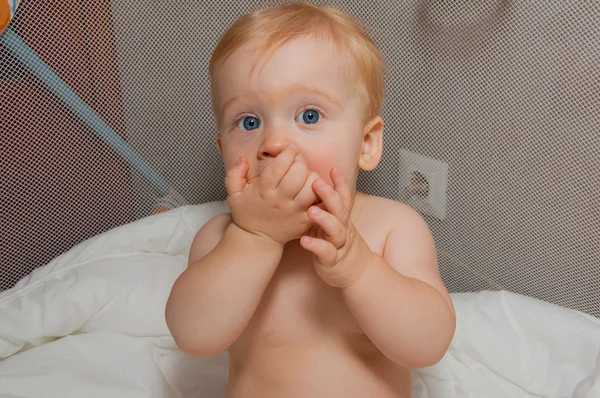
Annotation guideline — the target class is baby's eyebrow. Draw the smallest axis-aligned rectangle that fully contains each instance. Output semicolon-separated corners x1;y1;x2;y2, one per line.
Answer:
220;85;343;112
291;85;343;109
221;95;242;113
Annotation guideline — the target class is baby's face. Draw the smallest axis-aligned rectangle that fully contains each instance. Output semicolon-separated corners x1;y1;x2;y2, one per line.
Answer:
212;36;370;189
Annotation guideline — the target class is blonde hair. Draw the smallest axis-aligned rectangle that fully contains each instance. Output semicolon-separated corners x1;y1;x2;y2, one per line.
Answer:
209;1;386;118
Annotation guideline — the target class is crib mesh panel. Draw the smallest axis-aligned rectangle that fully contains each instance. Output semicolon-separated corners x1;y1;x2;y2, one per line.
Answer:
1;1;598;316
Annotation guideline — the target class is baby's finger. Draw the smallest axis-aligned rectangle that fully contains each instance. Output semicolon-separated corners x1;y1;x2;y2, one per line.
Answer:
300;236;337;266
313;178;346;222
225;157;249;195
260;143;298;191
331;167;352;210
307;206;346;248
278;156;308;197
294;171;320;208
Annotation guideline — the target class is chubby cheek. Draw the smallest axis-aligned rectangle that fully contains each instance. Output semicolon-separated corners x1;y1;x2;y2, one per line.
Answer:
304;151;357;187
219;139;254;172
308;159;335;183
222;151;240;171
304;129;363;186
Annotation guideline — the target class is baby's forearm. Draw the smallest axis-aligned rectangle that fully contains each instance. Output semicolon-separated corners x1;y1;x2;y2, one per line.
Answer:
166;223;283;356
342;253;455;368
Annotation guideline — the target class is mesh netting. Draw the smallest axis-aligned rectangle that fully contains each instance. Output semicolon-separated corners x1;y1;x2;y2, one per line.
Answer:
1;0;598;316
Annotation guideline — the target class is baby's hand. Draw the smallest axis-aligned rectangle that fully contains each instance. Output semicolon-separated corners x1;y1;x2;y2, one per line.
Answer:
225;144;320;245
300;168;372;289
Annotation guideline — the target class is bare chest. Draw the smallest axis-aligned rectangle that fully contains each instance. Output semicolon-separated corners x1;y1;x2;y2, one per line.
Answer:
236;242;361;347
235;221;388;350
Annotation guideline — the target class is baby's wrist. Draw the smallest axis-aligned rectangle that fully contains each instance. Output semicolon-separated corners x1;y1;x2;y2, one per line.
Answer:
229;222;285;253
338;246;378;292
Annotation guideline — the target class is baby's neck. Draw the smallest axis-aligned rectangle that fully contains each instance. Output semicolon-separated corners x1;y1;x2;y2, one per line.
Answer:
350;191;367;222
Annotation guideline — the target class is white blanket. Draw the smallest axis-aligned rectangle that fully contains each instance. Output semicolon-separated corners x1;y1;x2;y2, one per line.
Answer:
1;202;599;398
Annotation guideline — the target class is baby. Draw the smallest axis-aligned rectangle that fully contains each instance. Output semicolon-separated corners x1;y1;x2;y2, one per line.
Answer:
166;2;456;397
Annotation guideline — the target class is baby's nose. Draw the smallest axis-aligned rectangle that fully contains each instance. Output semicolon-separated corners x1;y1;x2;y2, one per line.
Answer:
257;130;291;159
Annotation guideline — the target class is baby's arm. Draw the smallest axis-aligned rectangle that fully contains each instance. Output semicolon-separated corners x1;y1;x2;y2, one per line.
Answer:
165;213;283;356
166;145;318;356
342;205;456;369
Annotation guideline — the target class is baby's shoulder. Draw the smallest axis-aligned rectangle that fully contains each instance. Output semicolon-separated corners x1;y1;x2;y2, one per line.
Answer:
358;193;439;276
357;193;433;248
358;193;424;229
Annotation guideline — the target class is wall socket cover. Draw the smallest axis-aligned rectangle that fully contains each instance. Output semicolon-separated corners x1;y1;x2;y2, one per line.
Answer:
399;149;449;220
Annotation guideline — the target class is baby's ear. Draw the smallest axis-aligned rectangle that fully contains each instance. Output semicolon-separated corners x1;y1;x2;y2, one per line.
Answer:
216;133;223;156
358;116;384;171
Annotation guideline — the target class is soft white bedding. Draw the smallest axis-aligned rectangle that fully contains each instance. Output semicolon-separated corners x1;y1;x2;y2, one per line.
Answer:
0;201;598;398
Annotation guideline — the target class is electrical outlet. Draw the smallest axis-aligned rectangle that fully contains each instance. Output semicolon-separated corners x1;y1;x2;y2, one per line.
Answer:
399;149;449;220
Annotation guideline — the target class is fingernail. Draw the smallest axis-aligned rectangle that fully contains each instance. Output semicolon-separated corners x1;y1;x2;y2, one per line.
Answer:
302;236;312;245
310;207;321;216
289;143;298;151
235;157;242;166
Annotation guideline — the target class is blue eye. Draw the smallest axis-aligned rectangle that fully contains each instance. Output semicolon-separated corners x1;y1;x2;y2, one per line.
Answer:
298;109;320;125
238;116;260;131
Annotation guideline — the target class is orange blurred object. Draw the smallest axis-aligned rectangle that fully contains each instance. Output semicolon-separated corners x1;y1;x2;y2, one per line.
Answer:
150;205;173;215
0;0;10;33
248;175;260;184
